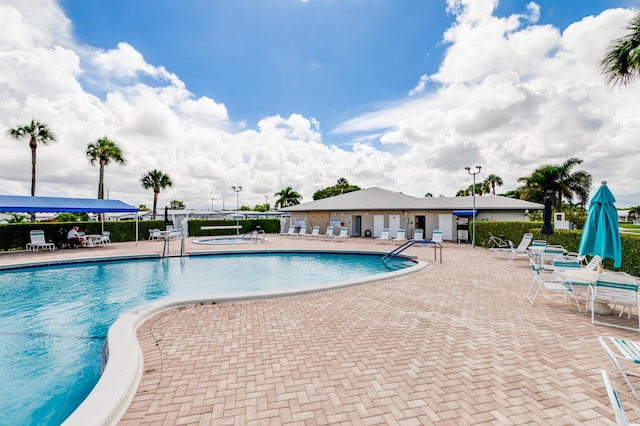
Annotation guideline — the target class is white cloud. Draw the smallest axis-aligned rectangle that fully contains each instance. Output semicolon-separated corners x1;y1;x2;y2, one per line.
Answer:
1;0;640;213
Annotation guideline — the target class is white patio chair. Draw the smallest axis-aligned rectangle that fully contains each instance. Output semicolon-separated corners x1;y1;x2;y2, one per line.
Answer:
391;228;407;245
26;230;55;252
148;229;162;240
376;229;390;244
600;337;640;402
589;272;640;332
601;368;640;426
507;232;533;265
98;231;111;245
526;260;581;312
413;229;424;240
431;230;443;243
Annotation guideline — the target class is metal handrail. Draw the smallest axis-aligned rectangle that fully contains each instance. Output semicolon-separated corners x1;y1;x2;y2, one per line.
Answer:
382;239;442;264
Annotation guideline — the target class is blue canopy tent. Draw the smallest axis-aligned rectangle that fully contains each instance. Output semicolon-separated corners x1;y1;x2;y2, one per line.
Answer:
0;195;139;242
578;181;622;268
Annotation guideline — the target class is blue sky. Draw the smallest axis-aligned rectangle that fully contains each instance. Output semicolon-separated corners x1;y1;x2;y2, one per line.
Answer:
2;0;640;209
58;0;635;137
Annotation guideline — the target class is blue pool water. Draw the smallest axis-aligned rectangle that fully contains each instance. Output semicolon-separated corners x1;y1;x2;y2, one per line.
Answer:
0;252;413;425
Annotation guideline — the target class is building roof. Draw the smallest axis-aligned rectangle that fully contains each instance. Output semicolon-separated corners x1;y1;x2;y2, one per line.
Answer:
281;187;543;212
0;195;138;213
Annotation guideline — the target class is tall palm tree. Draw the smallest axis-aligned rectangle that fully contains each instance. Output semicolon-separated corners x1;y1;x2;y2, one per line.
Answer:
336;177;349;189
601;13;640;85
7;119;56;197
484;174;504;195
140;169;173;219
274;186;302;208
518;157;591;211
86;137;126;199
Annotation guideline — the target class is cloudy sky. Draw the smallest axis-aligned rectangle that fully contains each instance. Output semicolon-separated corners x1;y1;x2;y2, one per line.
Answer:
2;0;640;211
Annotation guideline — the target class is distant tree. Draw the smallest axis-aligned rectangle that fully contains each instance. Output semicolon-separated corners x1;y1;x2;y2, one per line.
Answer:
169;200;185;210
138;204;148;211
456;189;469;196
7;213;28;223
601;13;640;86
254;204;270;212
55;212;90;222
503;189;523;199
140;169;173;219
86;137;126;200
7;119;56;212
484;174;504;195
274;186;302;208
239;205;252;211
312;178;361;200
518;157;591;211
424;192;433;198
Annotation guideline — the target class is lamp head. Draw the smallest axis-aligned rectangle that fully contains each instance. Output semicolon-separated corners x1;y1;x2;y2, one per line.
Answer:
464;167;470;171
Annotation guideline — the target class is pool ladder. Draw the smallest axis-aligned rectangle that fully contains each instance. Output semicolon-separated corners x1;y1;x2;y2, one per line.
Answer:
382;239;442;265
243;229;266;243
162;234;185;259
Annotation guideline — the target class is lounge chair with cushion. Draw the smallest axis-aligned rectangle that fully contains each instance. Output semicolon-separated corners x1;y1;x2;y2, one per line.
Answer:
507;232;533;265
26;230;56;252
600;368;640;425
600;336;640;402
431;230;443;243
322;226;335;238
376;229;390;244
391;228;407;245
413;229;424;240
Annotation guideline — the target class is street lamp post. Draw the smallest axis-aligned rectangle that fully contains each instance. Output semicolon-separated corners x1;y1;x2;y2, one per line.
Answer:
264;195;268;209
232;186;242;235
465;166;482;248
211;196;214;213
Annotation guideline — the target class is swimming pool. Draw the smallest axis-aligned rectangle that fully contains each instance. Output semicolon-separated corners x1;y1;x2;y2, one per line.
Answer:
0;251;420;425
194;236;260;245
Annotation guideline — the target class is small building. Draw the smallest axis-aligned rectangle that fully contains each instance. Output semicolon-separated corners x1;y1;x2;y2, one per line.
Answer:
281;187;543;241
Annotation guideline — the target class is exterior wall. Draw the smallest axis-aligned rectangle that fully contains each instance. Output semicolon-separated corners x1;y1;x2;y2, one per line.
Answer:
308;212;331;232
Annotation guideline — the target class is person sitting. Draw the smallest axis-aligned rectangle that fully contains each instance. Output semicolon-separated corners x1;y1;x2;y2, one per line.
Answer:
66;226;85;248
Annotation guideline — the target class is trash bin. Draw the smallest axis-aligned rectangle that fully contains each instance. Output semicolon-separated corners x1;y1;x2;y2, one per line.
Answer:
457;224;469;244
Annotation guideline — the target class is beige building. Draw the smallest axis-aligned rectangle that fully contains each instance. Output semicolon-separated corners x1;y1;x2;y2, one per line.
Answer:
282;187;543;242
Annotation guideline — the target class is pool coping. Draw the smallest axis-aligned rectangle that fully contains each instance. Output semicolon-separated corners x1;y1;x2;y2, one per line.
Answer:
62;251;427;425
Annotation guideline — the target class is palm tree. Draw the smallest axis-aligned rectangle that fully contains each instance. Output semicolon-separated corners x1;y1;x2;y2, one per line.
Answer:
7;119;56;197
601;13;640;85
484;174;504;195
140;169;173;219
86;137;126;199
274;186;302;208
424;192;433;198
518;157;591;211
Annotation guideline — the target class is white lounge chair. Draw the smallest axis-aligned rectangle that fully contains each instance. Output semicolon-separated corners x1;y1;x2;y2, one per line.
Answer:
307;226;321;239
376;229;390;244
507;232;533;265
26;230;55;252
601;368;640;426
589;272;640;332
322;226;335;238
431;230;443;243
294;226;308;238
585;255;603;272
392;228;407;245
526;259;581;312
280;226;296;237
600;337;640;402
333;226;350;240
413;229;424;240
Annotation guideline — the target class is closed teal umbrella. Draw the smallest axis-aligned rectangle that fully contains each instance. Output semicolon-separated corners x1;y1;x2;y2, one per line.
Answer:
579;181;622;267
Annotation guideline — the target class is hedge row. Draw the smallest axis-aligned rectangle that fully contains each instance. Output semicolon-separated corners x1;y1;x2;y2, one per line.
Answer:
0;219;281;252
474;221;640;276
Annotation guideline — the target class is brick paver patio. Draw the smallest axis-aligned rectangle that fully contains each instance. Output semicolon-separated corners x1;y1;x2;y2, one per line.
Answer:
3;236;639;424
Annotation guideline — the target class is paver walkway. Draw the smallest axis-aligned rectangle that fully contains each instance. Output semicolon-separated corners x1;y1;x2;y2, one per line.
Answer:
114;237;640;425
3;236;638;424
